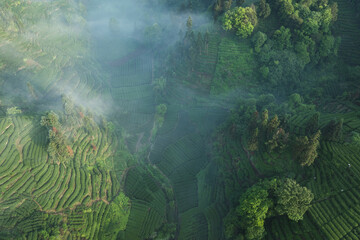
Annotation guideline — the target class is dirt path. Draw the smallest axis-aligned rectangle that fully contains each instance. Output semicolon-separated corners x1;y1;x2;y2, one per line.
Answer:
241;142;263;178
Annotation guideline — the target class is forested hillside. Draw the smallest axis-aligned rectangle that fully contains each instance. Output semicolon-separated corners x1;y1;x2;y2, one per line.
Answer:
0;0;359;239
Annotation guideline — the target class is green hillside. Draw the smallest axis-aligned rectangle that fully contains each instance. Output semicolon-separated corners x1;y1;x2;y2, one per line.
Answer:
0;0;360;239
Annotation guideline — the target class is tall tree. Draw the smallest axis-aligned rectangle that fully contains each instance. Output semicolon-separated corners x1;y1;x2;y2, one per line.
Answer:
293;130;321;166
237;185;272;240
186;16;193;32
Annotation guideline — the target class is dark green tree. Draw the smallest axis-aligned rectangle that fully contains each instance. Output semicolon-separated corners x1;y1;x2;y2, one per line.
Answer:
259;66;269;79
258;0;271;18
153;223;176;240
277;0;295;20
236;0;245;6
101;192;130;237
322;118;343;142
305;112;320;135
224;178;313;239
273;26;292;50
265;128;289;152
293;130;321;167
224;210;242;239
294;41;311;66
252;31;267;52
274;178;314;221
319;35;336;57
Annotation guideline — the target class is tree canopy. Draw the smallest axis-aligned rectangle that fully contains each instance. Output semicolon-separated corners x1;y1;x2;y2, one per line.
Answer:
237;185;272;239
224;178;313;239
274;178;314;221
222;7;258;38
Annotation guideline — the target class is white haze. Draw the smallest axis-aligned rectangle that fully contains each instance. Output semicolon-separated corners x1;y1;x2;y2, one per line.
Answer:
2;0;213;117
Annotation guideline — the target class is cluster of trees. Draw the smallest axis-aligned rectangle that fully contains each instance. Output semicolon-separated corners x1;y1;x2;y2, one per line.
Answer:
293;130;321;166
182;17;210;61
257;0;271;19
246;109;289;153
41;96;105;164
208;0;340;93
217;0;270;37
101;192;131;238
218;91;347;170
274;0;337;31
251;0;340;89
41;111;71;164
222;6;258;38
37;214;66;239
224;178;314;239
245;105;321;167
169;17;211;83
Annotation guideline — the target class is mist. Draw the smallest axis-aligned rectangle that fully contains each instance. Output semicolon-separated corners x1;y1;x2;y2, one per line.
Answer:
86;0;211;53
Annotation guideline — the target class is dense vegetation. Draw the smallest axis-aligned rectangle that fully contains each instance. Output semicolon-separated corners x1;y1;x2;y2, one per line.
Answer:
0;0;359;239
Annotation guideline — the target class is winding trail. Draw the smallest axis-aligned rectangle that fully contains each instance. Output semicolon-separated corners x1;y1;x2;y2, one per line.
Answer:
241;141;263;178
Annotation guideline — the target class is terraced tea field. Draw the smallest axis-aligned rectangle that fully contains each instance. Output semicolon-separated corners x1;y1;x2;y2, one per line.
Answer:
1;0;360;238
148;78;232;239
0;109;126;238
335;0;360;66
